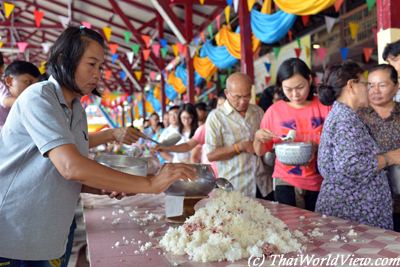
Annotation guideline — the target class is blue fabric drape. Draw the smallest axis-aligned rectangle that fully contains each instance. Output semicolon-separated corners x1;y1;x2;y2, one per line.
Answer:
165;83;178;101
201;40;238;69
146;91;162;113
137;101;144;117
175;63;204;87
250;9;296;44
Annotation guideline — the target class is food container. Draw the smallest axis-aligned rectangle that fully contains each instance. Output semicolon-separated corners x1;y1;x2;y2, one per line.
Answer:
95;154;148;176
165;164;216;196
388;165;400;194
274;142;313;166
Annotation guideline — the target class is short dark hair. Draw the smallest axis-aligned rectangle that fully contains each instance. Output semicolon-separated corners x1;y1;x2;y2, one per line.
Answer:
259;85;278;111
369;64;398;85
276;58;314;102
168;105;180;112
0;52;4;68
195;102;207;111
47;26;105;96
4;60;40;78
178;103;198;138
383;39;400;61
317;61;363;106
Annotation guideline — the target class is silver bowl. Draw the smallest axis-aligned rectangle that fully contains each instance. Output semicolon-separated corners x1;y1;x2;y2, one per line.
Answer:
275;142;313;166
165;164;216;196
95;154;148;176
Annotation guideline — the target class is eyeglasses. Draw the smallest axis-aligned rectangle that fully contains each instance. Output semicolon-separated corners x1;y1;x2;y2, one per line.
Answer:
228;91;251;101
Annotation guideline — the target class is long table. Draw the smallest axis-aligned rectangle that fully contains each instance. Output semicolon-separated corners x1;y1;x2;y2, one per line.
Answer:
82;193;400;267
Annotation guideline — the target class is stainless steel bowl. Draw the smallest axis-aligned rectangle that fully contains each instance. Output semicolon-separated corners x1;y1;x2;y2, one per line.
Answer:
165;164;216;196
95;154;148;176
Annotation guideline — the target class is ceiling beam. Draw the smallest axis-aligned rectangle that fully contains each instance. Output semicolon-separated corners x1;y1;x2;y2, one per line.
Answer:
169;0;226;6
0;22;64;29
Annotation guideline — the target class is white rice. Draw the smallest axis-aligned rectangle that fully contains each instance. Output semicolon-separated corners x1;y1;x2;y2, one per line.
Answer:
160;190;304;262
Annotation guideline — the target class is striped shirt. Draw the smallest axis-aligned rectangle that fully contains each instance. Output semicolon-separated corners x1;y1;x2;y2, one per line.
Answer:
205;100;271;197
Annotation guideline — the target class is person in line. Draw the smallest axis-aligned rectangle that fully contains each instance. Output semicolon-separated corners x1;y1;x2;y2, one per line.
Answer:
253;58;330;211
358;64;400;231
316;61;400;230
0;60;41;129
195;102;208;126
382;39;400;101
205;72;271;198
0;26;195;265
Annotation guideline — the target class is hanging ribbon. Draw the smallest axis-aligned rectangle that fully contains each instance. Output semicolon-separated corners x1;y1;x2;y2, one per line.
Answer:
193;55;218;79
165;83;178;101
201;40;238;69
174;63;204;87
167;71;186;94
274;0;336;15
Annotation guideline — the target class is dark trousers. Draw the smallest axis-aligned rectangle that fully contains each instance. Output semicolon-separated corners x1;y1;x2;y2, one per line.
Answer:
275;185;319;212
256;187;275;201
394;213;400;232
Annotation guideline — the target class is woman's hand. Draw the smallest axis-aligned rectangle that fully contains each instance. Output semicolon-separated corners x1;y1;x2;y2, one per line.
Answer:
149;163;197;193
112;127;143;144
100;190;136;199
254;129;277;143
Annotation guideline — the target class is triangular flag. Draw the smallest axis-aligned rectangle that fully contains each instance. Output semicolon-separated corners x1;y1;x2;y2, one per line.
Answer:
59;16;70;28
34;10;44;27
200;32;205;42
265;75;271;85
216;15;221;30
172;45;179;57
143;49;151;61
363;47;374;62
334;0;344;12
17;42;28;53
340;47;349;60
225;6;231;26
366;0;376;12
4;2;15;19
302;16;310;26
0;42;3;48
305;46;310;59
372;27;378;45
220;74;227;88
296;38;301;48
288;31;293;42
104;69;112;80
152;43;160;57
131;44;140;55
39;61;46;75
134;71;142;81
193;37;200;46
41;42;52;53
150;71;157;81
317;47;328;63
126;51;134;64
160;38;167;48
264;62;271;73
325;16;337;33
103;26;112;42
81;21;92;29
248;0;256;11
294;48;302;58
111;54;118;64
161;47;168;58
199;0;205;4
273;47;281;59
207;25;213;39
142;35;151;48
177;43;186;54
233;0;239;13
189;45;197;58
349;22;360;40
119;70;126;80
124;31;132;44
109;43;119;54
226;0;233;5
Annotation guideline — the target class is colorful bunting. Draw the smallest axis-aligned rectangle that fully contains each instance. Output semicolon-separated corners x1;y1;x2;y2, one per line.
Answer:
124;31;132;44
199;0;205;4
4;2;15;19
134;71;142;81
172;45;179;57
126;51;134;64
301;16;310;27
150;71;157;81
160;38;168;48
363;47;374;62
317;47;328;63
233;0;239;13
104;69;112;80
226;0;233;5
17;42;28;53
81;21;92;29
264;62;271;73
39;61;46;75
294;48;302;58
340;47;349;60
119;70;126;80
225;6;231;26
103;26;112;42
152;43;160;57
216;15;221;30
41;42;52;54
143;49;151;61
296;38;301;48
131;44;140;55
366;0;376;12
34;10;44;27
161;47;168;58
111;54;119;64
325;16;336;33
142;35;151;48
334;0;344;12
273;47;281;59
349;22;360;40
109;43;118;54
189;45;197;58
207;25;213;39
219;74;227;88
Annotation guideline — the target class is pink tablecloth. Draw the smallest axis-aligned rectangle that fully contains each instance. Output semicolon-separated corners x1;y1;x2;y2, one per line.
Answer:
82;193;400;267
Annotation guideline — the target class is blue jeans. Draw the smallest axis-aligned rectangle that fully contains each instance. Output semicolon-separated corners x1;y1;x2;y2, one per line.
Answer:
0;218;76;267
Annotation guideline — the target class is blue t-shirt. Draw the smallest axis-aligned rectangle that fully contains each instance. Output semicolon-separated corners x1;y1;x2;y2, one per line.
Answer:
0;76;88;260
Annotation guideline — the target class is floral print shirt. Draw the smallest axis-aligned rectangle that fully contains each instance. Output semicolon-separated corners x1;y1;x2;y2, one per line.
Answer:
316;101;393;229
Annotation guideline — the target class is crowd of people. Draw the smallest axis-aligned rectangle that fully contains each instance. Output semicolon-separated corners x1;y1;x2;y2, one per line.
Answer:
1;25;400;265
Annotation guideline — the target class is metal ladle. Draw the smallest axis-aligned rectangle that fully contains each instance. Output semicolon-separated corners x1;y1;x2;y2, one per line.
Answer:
281;129;296;142
215;177;234;192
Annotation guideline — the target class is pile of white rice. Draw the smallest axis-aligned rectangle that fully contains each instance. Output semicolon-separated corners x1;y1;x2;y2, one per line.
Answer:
160;190;304;262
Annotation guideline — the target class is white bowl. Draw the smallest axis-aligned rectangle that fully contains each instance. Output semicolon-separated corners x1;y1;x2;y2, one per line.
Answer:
274;142;313;166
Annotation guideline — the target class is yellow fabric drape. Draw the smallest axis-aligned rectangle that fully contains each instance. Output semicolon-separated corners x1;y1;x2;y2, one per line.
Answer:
145;101;155;113
167;71;186;94
274;0;336;15
153;85;162;101
215;26;261;59
261;0;271;14
193;56;217;79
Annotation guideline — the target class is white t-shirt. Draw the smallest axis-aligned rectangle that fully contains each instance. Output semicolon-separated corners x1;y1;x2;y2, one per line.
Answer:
172;131;191;163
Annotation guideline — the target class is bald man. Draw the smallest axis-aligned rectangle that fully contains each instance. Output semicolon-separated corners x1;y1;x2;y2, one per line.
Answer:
205;72;271;198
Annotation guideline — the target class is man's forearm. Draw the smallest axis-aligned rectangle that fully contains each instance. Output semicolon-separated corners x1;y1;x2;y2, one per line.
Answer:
207;145;238;162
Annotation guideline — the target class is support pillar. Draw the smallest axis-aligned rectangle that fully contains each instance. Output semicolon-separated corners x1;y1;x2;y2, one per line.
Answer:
376;0;400;63
157;14;167;114
238;0;254;82
185;3;195;104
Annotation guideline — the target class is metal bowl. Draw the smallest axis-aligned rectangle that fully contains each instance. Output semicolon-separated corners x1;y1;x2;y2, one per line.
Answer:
275;142;313;166
95;154;148;176
165;164;216;197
